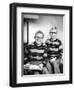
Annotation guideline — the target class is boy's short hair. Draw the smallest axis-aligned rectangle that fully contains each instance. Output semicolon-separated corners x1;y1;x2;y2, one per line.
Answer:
49;26;57;33
34;30;44;38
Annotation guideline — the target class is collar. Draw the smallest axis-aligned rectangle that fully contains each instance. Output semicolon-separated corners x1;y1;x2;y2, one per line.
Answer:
34;42;43;47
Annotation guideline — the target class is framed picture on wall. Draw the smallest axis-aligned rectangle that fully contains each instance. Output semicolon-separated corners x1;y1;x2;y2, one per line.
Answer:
10;3;72;87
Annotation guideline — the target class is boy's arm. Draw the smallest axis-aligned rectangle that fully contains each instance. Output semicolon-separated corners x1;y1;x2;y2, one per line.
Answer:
58;42;63;59
43;43;48;57
42;44;48;66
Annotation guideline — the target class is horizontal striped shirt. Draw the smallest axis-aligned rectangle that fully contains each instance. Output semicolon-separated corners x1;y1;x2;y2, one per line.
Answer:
45;38;63;59
24;42;46;65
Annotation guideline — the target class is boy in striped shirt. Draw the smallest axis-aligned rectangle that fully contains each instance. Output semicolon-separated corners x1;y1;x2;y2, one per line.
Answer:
45;26;63;73
24;31;49;75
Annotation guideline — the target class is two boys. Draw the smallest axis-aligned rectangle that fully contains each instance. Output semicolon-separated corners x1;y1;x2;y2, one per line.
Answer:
24;26;63;74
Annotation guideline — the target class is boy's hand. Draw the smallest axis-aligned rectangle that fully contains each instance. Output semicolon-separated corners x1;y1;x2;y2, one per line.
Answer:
50;57;56;62
43;53;47;57
43;60;47;66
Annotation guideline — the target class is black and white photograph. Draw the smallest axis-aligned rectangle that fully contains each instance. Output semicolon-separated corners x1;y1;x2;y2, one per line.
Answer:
10;3;72;87
23;14;63;75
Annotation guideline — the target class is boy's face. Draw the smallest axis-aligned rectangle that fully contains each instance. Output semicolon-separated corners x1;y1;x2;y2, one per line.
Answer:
35;33;43;45
50;29;57;40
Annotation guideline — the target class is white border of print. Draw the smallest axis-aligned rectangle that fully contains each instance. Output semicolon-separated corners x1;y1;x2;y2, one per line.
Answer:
16;7;69;84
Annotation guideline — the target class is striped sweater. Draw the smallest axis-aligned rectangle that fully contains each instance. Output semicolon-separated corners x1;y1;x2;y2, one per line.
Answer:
45;38;63;59
24;42;46;65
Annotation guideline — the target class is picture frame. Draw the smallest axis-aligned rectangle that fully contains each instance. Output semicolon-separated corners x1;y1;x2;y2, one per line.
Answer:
10;3;72;87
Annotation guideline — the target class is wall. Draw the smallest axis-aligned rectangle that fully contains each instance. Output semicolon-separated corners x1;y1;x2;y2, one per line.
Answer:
23;14;63;44
0;0;74;90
